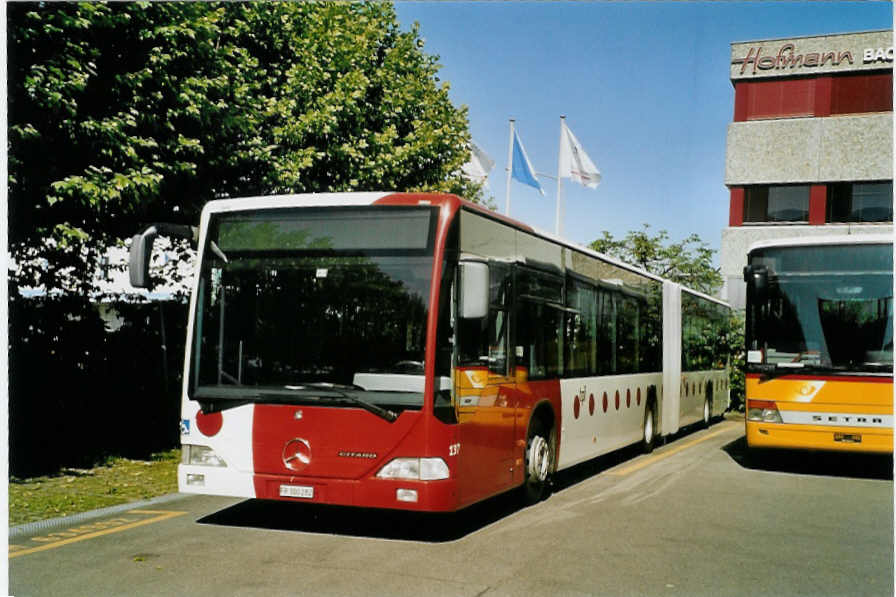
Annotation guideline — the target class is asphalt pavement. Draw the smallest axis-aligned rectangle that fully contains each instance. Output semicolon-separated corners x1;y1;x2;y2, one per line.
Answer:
10;418;894;597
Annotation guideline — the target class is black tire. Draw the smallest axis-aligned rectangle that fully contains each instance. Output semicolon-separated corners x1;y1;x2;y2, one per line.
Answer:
641;401;656;453
521;417;553;505
702;382;714;428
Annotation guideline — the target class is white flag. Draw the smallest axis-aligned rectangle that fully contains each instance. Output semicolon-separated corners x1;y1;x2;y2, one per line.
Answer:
558;121;601;189
461;141;495;184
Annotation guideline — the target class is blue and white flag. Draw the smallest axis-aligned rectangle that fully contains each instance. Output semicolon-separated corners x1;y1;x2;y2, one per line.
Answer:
511;130;544;195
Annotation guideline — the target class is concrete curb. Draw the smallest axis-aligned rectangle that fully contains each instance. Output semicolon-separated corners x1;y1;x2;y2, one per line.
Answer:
10;492;188;538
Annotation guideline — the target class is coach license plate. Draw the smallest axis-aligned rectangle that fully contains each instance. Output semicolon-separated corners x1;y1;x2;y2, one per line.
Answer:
279;484;314;499
834;433;861;444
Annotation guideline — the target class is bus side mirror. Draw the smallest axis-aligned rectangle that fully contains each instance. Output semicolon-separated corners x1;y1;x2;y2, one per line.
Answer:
129;225;160;289
459;261;489;319
743;265;768;295
129;223;198;289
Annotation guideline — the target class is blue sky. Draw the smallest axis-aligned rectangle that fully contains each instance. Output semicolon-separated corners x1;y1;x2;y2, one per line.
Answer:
393;2;892;258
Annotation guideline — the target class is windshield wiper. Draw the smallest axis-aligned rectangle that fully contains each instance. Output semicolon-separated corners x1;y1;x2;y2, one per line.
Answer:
194;383;400;421
753;362;865;384
750;362;811;384
194;386;260;413
275;383;398;422
209;240;228;263
858;362;893;372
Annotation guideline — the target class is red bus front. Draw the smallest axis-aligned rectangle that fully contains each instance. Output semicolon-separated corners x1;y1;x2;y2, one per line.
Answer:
178;194;491;511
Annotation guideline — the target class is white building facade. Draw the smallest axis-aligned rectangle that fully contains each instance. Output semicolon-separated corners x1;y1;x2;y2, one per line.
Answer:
721;30;893;308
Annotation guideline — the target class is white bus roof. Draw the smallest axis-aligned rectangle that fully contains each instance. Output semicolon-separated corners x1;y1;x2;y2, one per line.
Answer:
197;192;731;309
201;192;395;215
747;234;894;254
523;220;729;308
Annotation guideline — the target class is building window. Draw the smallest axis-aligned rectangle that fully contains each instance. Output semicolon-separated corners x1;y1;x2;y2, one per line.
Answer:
830;73;893;115
744;185;810;223
827;181;893;223
735;72;893;121
738;78;816;121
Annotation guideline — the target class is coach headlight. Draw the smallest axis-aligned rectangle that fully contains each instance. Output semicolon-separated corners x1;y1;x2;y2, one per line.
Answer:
746;400;782;424
376;457;450;480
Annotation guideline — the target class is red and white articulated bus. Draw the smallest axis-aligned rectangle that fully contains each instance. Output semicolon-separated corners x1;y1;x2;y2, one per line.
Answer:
130;192;732;511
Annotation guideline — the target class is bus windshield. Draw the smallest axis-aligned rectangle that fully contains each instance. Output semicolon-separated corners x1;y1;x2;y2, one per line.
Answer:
189;206;438;411
746;243;893;373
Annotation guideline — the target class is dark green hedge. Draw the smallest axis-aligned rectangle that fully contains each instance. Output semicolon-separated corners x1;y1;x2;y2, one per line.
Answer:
9;295;187;477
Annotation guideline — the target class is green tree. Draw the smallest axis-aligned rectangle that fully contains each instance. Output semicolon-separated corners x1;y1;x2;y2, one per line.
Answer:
589;224;722;296
8;2;481;295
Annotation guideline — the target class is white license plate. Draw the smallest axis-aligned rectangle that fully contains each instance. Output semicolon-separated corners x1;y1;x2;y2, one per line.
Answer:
279;484;314;499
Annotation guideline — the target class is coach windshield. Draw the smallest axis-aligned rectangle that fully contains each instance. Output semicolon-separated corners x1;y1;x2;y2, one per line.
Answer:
746;243;893;373
189;206;438;413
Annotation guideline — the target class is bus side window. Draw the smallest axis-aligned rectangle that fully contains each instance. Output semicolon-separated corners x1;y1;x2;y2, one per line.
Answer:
457;263;511;376
597;289;617;375
487;308;508;374
641;287;663;372
565;278;598;377
517;301;563;379
617;295;640;374
515;268;564;380
458;316;487;367
487;264;512;375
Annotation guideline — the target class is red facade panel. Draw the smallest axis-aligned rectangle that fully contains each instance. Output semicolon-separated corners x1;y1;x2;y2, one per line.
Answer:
729;187;745;226
830;72;893;115
814;76;833;117
735;78;816;121
733;86;748;121
808;185;827;225
733;72;892;120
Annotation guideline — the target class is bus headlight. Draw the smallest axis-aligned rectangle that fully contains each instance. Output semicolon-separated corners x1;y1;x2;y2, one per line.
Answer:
183;445;227;467
747;400;782;424
376;458;449;480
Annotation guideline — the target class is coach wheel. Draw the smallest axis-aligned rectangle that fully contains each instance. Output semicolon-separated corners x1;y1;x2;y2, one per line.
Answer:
522;418;553;504
641;402;656;454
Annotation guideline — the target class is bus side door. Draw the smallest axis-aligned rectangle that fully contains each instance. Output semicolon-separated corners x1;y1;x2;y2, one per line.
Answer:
455;264;516;505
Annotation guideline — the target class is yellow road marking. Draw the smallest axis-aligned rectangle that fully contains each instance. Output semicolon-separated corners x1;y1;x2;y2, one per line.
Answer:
608;422;741;476
9;509;186;559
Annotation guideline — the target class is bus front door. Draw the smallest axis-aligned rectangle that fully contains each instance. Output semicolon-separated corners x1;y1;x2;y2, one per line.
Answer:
455;368;517;506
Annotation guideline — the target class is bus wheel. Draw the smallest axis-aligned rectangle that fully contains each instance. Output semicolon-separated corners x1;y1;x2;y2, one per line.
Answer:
641;403;656;454
703;382;714;428
522;419;553;505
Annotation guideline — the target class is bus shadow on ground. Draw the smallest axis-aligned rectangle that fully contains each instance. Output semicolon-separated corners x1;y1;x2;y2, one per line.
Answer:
722;436;893;481
197;437;664;541
196;492;525;543
553;416;725;492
